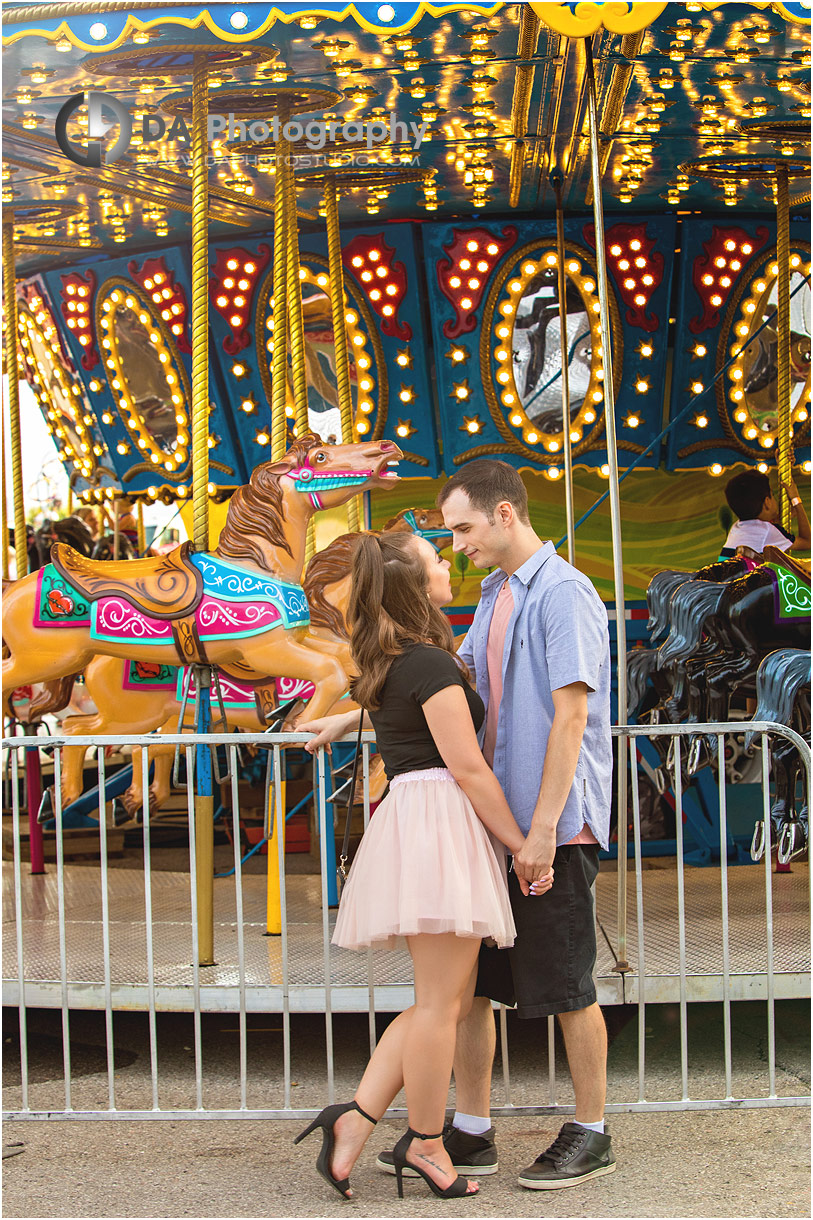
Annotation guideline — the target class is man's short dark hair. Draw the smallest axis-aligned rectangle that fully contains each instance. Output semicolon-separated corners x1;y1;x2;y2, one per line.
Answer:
724;469;771;521
437;459;531;525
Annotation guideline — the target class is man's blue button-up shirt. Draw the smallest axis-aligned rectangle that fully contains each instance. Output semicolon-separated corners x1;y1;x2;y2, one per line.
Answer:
457;541;612;848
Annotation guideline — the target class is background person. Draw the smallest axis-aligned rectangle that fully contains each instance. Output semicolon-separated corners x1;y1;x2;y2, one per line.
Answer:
720;469;810;559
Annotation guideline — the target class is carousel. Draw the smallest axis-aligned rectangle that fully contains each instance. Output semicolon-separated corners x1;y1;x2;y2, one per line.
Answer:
1;1;810;1118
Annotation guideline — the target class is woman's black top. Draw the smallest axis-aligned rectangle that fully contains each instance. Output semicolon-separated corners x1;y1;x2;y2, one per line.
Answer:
368;643;485;780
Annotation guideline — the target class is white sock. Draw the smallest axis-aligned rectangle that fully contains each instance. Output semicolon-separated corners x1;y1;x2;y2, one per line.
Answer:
575;1119;605;1134
453;1111;492;1136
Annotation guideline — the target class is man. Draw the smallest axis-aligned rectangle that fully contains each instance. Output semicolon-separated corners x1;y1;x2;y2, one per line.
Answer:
378;458;615;1189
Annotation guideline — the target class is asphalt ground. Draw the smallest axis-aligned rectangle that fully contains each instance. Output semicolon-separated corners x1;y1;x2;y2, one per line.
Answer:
3;1000;810;1219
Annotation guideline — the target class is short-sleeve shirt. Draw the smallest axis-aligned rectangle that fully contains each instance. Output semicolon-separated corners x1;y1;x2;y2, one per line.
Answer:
457;542;612;848
369;643;485;780
721;518;794;556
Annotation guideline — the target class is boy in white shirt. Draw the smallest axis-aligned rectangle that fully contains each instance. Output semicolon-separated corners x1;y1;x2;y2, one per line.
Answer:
721;469;810;559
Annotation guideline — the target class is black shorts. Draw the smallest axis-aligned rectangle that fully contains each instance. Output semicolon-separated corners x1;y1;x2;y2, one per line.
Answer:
475;844;600;1019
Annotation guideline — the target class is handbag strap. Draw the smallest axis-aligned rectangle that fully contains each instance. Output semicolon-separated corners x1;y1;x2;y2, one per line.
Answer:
338;712;365;882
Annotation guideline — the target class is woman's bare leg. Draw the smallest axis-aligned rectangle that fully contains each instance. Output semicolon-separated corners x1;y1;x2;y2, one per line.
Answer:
329;935;481;1192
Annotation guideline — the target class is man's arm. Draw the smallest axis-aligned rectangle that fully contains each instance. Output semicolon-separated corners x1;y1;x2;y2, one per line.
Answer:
512;681;588;883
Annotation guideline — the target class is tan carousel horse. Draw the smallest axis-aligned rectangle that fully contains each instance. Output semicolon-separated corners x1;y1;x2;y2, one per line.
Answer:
32;506;448;819
3;434;402;780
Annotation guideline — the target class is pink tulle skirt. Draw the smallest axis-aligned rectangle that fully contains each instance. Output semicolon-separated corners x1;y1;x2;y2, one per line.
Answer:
332;768;516;952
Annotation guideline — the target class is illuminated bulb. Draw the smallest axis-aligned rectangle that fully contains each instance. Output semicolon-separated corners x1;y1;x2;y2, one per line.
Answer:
696;414;709;428
547;467;561;479
734;409;748;423
710;463;723;476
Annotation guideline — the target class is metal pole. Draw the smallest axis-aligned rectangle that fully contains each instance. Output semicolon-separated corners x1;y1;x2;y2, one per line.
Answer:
775;165;793;532
2;454;10;580
3;220;26;580
112;496;120;561
191;52;214;966
551;169;576;565
324;177;361;531
136;498;146;555
270;120;289;461
584;38;629;971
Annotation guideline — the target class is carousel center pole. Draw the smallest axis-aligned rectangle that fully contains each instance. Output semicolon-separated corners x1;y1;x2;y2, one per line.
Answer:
324;177;361;532
551;169;576;565
3;219;45;875
585;38;630;972
190;52;214;967
775;165;793;531
270;113;290;462
282;136;316;564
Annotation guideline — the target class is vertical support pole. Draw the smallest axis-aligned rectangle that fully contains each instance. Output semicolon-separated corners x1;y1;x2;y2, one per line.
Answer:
552;170;575;565
584;38;629;970
3;220;26;581
2;457;9;579
265;750;286;935
271;122;290;461
136;497;146;556
190;53;210;555
283;137;316;562
112;495;120;561
24;735;45;875
3;220;45;872
775;165;793;532
324;177;361;532
191;52;214;967
67;484;73;516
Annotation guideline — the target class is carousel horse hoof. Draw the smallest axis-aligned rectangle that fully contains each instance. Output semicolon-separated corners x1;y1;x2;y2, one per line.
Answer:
654;767;668;796
666;739;676;772
37;787;54;825
778;821;807;865
111;799;131;828
687;739;703;776
750;821;766;862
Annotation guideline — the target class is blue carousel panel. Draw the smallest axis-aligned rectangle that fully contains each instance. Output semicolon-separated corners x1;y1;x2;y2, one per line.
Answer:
422;214;676;475
208;222;439;477
668;216;811;473
37;248;246;495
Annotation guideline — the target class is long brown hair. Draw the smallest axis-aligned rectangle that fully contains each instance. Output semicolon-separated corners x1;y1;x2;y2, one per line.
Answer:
348;532;465;710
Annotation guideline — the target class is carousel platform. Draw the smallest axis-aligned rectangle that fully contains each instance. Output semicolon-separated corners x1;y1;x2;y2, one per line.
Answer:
2;860;809;1012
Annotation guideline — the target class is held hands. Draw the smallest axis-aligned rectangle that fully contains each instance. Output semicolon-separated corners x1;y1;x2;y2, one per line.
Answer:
513;825;557;897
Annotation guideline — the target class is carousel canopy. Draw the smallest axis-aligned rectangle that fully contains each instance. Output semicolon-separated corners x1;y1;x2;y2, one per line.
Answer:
2;1;810;501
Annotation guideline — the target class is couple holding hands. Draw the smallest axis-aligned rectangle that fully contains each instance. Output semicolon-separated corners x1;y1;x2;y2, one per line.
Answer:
296;459;616;1201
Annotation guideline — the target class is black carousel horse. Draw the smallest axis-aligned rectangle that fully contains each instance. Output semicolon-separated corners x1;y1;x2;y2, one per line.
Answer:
746;647;811;864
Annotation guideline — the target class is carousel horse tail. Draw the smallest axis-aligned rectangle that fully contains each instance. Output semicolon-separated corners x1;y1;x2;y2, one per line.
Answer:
627;648;659;722
745;648;811;749
657;580;728;668
29;674;80;720
645;570;693;639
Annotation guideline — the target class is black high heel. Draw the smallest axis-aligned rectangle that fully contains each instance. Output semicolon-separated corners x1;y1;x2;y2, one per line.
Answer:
392;1127;478;1199
294;1100;377;1199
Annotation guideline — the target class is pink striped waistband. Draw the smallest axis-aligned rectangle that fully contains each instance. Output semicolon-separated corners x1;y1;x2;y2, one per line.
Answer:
390;767;455;787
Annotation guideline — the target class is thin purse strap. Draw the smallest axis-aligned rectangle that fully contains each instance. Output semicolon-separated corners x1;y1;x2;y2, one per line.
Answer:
338;712;365;884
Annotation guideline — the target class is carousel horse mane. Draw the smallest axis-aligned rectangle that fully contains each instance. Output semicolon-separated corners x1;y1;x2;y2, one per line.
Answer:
745;647;811;748
646;569;692;639
215;432;322;570
657;579;730;667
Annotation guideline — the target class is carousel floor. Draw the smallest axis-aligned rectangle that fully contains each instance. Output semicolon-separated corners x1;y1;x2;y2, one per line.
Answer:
2;859;809;1012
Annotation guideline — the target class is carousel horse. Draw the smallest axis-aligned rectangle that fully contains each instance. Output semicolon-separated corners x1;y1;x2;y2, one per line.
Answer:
2;434;402;735
746;647;811;864
33;505;446;820
8;516;95;573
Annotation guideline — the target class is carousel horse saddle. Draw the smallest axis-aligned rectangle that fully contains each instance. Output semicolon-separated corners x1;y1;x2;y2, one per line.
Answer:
51;540;204;620
763;545;811;587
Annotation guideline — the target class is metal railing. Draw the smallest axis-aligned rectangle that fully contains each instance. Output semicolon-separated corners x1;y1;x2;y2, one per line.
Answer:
2;721;810;1121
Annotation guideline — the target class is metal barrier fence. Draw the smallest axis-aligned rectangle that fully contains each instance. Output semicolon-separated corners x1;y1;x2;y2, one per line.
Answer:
2;720;810;1122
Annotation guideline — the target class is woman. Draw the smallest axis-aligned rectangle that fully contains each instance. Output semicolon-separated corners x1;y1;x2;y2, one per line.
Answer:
295;532;552;1201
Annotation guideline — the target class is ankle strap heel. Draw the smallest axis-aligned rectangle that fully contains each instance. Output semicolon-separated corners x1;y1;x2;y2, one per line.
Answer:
392;1127;477;1201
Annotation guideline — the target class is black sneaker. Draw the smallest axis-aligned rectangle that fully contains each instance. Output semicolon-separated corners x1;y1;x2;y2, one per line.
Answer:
376;1121;498;1176
517;1122;616;1190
